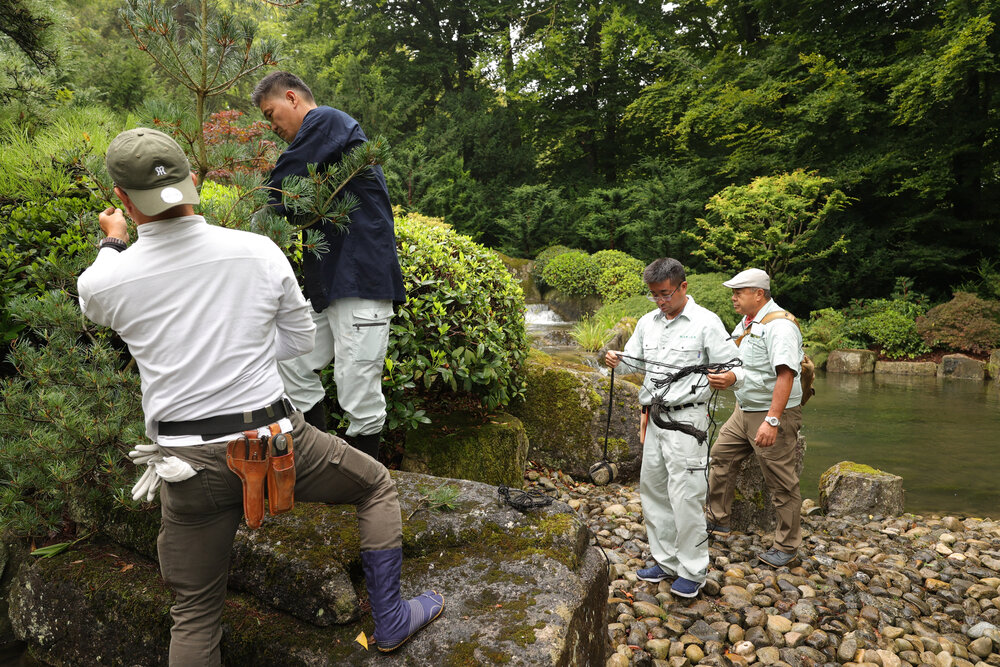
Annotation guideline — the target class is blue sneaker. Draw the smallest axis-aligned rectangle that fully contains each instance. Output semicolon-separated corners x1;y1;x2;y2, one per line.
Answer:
670;576;705;598
636;563;673;582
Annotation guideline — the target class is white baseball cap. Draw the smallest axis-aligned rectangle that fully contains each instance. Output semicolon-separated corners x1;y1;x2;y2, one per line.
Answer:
722;268;770;290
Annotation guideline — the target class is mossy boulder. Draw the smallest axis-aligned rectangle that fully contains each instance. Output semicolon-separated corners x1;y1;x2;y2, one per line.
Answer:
510;350;642;482
495;251;541;303
8;471;608;666
726;435;807;534
401;411;530;487
818;461;904;517
989;349;1000;382
874;360;938;376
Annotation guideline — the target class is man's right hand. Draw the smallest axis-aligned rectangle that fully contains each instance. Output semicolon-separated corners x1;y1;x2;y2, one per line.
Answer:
99;207;129;243
605;350;621;369
707;370;736;389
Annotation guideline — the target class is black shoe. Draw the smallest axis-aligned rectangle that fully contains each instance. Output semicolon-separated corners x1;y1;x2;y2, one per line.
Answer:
303;401;327;431
353;432;380;459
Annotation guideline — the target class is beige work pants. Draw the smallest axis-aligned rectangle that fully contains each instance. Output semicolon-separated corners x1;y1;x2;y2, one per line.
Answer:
706;406;803;552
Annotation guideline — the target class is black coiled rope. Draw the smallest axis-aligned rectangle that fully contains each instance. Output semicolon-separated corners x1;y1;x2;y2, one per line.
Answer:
497;484;554;511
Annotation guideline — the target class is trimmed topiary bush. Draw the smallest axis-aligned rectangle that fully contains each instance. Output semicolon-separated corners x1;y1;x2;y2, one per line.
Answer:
374;214;529;430
596;265;646;303
541;250;600;298
685;272;739;331
591;249;644;274
531;244;573;289
916;292;1000;355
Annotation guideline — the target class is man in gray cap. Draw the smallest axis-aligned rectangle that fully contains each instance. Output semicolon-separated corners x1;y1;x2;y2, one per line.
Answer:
78;127;443;664
705;268;805;567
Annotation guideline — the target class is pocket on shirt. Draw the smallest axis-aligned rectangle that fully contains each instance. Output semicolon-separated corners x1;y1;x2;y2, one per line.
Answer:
350;306;393;362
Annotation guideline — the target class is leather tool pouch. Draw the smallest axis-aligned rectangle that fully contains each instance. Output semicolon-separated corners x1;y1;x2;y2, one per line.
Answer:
265;424;295;516
226;430;269;529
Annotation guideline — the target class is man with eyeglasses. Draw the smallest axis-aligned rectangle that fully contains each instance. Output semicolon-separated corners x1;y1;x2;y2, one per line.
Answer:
604;258;740;597
705;268;805;568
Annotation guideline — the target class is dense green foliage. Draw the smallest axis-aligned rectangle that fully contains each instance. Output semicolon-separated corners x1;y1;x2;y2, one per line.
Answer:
531;245;573;290
541;251;600;298
917;292;1000;355
335;214;528;431
685;273;740;332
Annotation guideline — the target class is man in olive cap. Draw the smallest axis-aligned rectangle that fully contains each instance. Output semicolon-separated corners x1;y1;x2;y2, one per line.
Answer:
705;268;805;568
78;127;442;664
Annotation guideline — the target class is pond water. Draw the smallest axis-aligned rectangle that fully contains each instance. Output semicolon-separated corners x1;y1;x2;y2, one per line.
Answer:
525;303;1000;519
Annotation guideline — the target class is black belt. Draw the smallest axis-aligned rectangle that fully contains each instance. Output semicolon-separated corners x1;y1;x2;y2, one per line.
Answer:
641;402;706;414
158;398;295;438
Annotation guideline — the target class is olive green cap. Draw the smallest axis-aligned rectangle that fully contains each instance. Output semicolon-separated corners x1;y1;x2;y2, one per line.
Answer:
105;128;199;216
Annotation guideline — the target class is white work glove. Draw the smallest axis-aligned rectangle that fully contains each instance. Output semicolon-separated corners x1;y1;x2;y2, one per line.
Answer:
128;444;197;502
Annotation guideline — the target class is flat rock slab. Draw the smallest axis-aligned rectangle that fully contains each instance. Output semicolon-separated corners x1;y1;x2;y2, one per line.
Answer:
819;461;904;517
9;471;608;666
827;349;876;374
938;353;986;380
874;360;938;376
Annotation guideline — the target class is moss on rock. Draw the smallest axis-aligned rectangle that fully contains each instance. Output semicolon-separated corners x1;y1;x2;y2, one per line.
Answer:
401;411;529;487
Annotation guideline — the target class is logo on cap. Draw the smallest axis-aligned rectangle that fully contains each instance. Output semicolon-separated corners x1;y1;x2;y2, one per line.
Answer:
155;166;167;176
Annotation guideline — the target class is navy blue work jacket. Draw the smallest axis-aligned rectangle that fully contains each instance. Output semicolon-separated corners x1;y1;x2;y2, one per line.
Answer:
267;106;405;312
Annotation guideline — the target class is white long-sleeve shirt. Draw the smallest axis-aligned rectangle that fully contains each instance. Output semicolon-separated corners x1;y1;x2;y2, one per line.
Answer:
78;215;315;442
621;295;742;406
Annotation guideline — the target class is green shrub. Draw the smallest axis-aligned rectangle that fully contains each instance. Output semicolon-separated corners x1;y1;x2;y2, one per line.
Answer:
916;292;1000;355
592;249;644;274
531;244;573;289
594;294;655;330
541;250;600;298
324;214;529;431
596;264;646;303
802;308;850;368
854;308;929;359
685;272;739;331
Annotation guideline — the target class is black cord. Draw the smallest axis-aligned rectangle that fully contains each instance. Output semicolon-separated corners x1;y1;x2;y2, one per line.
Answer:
497;484;554;511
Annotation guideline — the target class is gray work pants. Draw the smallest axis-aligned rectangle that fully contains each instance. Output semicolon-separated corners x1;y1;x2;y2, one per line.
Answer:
157;410;400;665
277;298;393;437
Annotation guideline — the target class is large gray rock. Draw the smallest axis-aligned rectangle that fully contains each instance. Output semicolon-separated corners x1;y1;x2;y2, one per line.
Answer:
874;360;938;376
9;471;608;666
726;435;807;534
544;290;602;322
827;349;876;374
496;252;541;303
510;350;643;482
818;461;904;517
401;411;530;488
938;353;987;380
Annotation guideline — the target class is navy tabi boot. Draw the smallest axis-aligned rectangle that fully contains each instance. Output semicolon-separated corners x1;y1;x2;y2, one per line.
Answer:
360;547;444;652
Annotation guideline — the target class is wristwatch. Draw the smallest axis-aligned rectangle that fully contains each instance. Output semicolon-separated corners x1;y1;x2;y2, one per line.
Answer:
764;416;780;427
99;237;128;253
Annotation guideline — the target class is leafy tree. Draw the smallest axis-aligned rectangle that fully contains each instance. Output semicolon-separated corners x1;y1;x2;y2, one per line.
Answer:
686;170;850;293
496;184;569;258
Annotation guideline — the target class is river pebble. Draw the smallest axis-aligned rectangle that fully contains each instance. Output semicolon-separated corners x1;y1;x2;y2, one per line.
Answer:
522;464;1000;667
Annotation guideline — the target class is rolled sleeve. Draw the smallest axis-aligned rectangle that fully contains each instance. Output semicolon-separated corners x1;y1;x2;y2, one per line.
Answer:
767;321;803;377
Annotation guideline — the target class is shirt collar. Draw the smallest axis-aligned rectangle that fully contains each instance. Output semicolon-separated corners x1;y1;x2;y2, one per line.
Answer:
653;295;695;322
135;215;206;238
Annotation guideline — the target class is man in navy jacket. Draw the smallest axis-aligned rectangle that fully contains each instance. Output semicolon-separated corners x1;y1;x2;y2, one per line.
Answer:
253;71;405;459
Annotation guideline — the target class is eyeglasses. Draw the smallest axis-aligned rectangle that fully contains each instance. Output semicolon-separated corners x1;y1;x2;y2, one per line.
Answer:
647;285;683;303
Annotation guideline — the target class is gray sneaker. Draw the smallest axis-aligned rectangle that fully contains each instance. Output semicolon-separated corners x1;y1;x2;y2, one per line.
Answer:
706;521;730;535
759;548;797;568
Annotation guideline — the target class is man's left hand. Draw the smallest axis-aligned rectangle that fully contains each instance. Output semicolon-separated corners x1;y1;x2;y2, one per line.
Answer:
99;207;129;243
754;421;778;447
